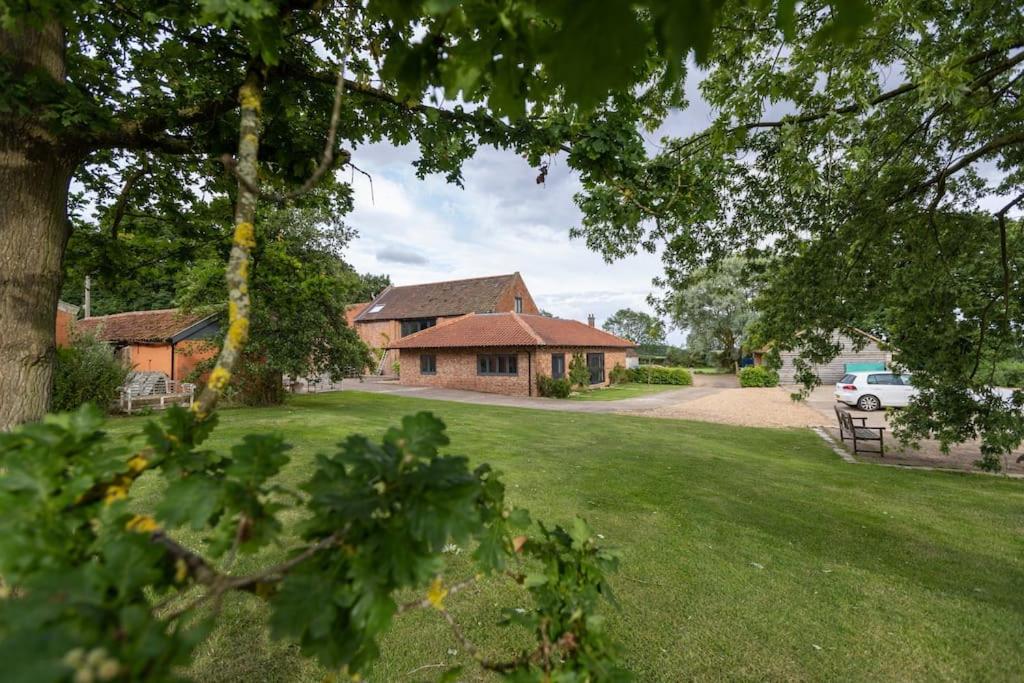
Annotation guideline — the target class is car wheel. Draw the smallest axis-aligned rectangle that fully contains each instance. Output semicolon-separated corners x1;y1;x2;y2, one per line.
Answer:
857;394;881;411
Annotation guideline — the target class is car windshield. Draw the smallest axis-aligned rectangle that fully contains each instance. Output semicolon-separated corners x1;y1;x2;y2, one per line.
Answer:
840;374;856;384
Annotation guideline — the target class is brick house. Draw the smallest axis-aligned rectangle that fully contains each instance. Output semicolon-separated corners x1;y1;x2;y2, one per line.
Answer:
75;308;220;381
349;273;539;372
390;312;635;397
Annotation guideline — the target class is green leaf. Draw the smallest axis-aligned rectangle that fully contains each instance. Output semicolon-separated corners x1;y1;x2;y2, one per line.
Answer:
569;516;593;549
524;572;548;588
156;475;224;529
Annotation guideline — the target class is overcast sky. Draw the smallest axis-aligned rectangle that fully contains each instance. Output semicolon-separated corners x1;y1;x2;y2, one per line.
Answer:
341;72;719;346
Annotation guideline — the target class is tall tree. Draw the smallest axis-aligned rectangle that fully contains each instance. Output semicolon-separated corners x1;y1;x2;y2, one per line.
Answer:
572;0;1024;460
0;0;866;428
668;257;757;366
602;308;666;346
177;203;374;401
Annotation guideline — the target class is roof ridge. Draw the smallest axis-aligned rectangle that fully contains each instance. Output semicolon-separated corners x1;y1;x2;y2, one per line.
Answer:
82;307;184;320
512;312;545;345
388;273;516;290
386;312;475;347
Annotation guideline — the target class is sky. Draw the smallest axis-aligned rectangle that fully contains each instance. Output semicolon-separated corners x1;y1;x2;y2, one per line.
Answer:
341;142;683;341
340;71;718;347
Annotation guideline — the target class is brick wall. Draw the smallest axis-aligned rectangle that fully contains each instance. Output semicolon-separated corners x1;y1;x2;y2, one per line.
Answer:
534;348;627;387
495;273;540;314
398;346;629;396
56;307;75;348
399;348;532;395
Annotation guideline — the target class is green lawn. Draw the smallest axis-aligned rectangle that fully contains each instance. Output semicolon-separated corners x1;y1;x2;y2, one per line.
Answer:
111;392;1024;681
569;382;684;401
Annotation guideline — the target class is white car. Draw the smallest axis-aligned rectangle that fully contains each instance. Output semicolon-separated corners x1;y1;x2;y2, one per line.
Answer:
835;371;916;411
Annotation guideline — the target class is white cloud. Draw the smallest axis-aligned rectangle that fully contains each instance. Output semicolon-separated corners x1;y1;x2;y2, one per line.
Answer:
342;142;684;342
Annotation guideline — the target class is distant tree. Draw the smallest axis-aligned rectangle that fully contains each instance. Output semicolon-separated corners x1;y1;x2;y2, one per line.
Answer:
538;309;556;318
602;308;666;346
355;273;392;302
668;257;757;367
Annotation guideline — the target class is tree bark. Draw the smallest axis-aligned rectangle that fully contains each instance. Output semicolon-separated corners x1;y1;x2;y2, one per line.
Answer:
0;20;74;429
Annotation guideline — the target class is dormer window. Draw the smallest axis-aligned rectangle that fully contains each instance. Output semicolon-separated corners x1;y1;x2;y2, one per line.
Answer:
514;296;523;313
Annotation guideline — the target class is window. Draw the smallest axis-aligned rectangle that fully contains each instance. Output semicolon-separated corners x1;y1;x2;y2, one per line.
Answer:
867;373;898;385
586;352;605;384
514;296;523;313
899;375;913;386
551;353;565;379
400;318;437;337
840;374;856;384
420;354;436;375
369;304;385;313
478;353;518;376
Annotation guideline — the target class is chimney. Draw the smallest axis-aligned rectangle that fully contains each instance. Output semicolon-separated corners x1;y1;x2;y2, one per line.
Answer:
83;275;92;318
587;314;595;328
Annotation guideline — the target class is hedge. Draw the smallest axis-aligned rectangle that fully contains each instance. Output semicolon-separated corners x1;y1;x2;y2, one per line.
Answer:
626;366;693;385
739;365;779;387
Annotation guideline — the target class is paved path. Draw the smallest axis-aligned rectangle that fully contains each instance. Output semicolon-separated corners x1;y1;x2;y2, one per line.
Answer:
327;378;715;414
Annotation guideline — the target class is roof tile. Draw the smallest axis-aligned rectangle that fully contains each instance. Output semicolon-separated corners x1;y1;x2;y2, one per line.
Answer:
390;313;634;349
76;309;212;344
355;274;519;321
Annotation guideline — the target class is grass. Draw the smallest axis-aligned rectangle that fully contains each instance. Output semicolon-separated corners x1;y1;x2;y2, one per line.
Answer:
110;392;1024;682
568;382;684;401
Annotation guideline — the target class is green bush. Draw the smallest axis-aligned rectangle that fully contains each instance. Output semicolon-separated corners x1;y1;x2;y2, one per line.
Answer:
52;333;130;412
739;365;779;387
627;366;693;385
536;373;572;398
609;363;630;384
568;353;590;388
993;361;1024;387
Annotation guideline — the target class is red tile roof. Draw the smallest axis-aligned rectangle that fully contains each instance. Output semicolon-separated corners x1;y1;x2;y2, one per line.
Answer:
76;309;212;344
389;313;635;349
354;273;520;321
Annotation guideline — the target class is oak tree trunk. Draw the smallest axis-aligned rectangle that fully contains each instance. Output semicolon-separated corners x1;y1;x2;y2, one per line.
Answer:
0;21;74;430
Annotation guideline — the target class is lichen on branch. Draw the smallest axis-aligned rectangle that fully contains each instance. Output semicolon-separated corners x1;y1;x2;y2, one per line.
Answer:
192;70;263;420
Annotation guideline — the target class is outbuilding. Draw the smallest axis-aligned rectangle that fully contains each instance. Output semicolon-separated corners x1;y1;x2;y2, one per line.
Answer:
75;308;220;381
389;312;635;396
753;329;892;385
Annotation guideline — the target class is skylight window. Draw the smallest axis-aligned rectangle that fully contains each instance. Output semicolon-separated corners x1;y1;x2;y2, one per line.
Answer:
369;304;385;313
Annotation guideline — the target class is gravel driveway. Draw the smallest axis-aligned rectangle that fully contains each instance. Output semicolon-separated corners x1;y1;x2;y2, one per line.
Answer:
621;386;825;428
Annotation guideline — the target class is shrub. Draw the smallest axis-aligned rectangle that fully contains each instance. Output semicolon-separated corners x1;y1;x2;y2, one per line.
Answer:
536;373;572;398
187;353;286;406
739;365;779;387
51;333;130;412
568;353;590;388
609;364;630;384
627;365;693;385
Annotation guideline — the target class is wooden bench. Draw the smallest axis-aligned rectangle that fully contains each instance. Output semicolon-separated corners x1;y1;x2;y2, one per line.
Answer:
834;406;885;456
